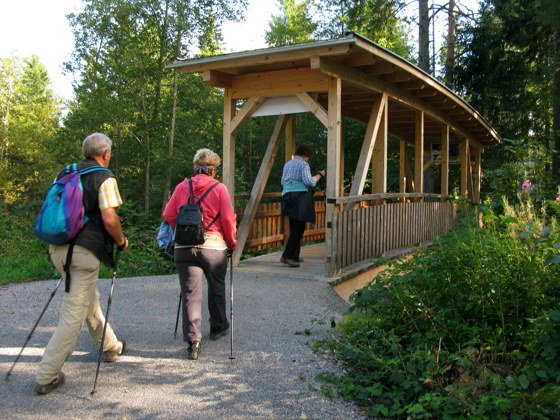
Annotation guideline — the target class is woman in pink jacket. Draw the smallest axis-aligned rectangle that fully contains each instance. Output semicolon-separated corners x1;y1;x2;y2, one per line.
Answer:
163;148;237;360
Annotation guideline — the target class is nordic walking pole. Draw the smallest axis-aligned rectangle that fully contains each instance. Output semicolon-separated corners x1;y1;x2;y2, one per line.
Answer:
90;248;122;396
174;294;182;339
229;253;235;361
5;278;63;380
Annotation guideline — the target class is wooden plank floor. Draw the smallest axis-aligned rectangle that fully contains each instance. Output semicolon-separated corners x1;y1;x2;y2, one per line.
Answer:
236;243;326;280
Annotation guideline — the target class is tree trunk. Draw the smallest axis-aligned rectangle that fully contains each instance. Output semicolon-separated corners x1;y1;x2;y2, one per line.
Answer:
553;29;560;182
162;68;179;213
144;135;151;212
418;0;430;73
445;0;456;88
162;2;186;213
145;0;170;213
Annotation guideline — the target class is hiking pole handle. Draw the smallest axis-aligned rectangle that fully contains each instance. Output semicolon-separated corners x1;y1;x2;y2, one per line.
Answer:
114;247;123;272
6;278;63;380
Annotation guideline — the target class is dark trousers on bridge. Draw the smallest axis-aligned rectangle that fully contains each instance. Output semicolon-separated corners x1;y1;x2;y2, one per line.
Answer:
282;218;306;261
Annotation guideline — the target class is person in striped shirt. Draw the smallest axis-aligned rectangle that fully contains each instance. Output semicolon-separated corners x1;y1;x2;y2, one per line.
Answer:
280;145;325;267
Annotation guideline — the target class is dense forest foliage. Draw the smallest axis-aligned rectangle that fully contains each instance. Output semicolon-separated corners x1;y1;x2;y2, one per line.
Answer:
1;1;560;417
1;0;558;214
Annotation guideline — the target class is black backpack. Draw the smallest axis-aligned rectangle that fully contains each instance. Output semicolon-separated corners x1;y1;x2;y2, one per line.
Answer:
175;179;220;246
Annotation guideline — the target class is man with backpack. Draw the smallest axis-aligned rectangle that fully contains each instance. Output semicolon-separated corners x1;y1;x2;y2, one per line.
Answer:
163;148;237;360
35;133;129;395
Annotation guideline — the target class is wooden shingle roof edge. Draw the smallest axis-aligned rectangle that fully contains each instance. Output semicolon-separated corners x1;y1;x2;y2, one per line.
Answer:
167;32;501;147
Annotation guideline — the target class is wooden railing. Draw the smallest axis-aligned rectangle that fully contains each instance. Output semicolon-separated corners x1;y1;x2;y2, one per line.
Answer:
234;192;326;253
328;200;458;275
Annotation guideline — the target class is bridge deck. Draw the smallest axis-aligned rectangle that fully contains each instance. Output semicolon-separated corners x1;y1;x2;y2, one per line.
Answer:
236;243;327;280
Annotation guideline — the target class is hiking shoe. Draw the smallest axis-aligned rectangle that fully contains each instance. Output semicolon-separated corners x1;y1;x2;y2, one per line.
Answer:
188;341;202;360
280;257;303;263
210;323;230;341
283;258;300;267
35;372;65;395
104;339;126;363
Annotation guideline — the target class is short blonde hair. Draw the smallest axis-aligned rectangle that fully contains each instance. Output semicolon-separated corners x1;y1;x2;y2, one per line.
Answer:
193;148;221;167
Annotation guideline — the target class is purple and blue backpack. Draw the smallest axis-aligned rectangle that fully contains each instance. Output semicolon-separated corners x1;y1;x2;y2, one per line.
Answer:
35;163;109;245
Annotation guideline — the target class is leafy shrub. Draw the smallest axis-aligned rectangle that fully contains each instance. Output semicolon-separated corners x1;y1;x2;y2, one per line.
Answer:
320;204;560;418
0;200;176;283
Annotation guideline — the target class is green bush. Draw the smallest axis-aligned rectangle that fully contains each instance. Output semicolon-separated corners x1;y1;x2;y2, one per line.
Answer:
319;204;560;418
0;200;176;284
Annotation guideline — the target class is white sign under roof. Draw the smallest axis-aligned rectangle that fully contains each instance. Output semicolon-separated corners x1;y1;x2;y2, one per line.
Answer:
252;95;309;117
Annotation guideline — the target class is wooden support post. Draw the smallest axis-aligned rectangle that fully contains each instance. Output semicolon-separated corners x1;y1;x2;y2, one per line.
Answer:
233;115;289;265
371;94;388;202
283;115;296;246
326;77;342;276
415;110;424;200
349;94;386;197
405;145;414;193
339;120;345;207
460;138;468;199
473;146;481;203
399;139;408;202
229;96;265;135
223;89;236;201
441;125;449;201
467;147;475;202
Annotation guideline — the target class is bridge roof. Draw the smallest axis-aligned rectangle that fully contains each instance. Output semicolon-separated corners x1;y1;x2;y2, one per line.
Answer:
169;32;500;148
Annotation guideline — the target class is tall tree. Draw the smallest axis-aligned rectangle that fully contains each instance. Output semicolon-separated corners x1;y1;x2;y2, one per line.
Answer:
455;0;560;191
0;55;61;201
313;0;411;59
64;0;247;212
444;0;456;87
265;0;317;47
418;0;430;72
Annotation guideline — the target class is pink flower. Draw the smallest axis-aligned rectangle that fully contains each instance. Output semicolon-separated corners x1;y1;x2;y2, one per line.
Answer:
522;180;532;190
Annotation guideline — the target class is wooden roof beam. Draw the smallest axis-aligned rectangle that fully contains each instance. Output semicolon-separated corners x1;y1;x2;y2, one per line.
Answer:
296;93;328;128
176;42;354;74
382;71;412;83
354;36;500;144
203;70;232;88
230;96;265;135
334;53;377;67
230;67;328;99
399;80;426;90
366;62;396;75
310;56;484;149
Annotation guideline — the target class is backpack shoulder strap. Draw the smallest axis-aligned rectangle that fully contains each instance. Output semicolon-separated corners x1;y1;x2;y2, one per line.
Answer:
197;181;221;204
198;182;222;229
188;178;195;204
78;165;109;176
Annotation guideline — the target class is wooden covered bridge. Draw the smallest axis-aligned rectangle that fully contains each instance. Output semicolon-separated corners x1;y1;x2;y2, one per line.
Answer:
168;32;500;278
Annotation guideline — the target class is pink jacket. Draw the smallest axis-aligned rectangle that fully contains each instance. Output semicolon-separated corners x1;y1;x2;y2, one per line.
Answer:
163;174;237;250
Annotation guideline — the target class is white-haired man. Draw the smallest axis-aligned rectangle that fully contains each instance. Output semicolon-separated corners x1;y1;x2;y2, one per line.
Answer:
35;133;129;395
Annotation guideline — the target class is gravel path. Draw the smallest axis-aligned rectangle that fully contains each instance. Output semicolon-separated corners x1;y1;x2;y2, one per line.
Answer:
0;268;366;419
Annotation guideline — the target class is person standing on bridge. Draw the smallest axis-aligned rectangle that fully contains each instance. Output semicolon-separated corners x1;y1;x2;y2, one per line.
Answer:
280;145;325;268
163;148;237;360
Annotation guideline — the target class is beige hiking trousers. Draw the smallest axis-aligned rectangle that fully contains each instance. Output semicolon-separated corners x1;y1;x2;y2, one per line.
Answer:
36;244;119;385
